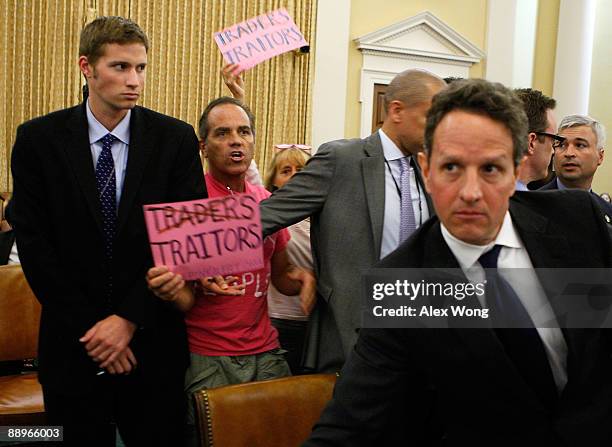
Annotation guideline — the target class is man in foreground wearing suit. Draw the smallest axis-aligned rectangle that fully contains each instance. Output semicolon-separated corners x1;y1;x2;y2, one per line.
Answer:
10;17;205;446
540;114;612;217
303;79;612;446
260;69;446;373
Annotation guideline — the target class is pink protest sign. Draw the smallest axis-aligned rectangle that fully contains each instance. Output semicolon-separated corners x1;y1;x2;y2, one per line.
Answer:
143;195;264;280
214;8;308;72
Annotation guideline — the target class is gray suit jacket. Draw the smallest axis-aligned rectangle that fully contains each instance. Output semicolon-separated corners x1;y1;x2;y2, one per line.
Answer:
260;132;432;372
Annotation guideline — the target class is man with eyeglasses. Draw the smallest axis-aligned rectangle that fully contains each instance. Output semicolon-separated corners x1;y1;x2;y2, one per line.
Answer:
540;114;612;217
513;89;564;191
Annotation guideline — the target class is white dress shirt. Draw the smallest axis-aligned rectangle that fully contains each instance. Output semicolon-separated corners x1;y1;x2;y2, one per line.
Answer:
441;212;568;392
86;100;130;207
379;129;429;259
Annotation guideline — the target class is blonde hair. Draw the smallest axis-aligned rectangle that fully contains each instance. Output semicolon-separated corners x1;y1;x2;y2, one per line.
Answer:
264;147;310;191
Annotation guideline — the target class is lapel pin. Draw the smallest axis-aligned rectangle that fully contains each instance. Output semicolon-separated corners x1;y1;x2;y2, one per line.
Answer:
605;215;611;224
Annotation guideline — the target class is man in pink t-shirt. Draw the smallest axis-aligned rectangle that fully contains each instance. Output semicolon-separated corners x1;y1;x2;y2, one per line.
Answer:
147;97;315;446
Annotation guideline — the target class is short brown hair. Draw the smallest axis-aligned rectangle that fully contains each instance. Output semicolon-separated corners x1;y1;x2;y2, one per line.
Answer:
424;79;528;166
514;88;556;133
79;16;149;65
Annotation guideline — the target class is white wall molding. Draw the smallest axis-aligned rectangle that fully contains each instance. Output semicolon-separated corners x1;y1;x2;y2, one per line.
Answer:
553;0;596;119
311;0;351;152
354;11;484;138
355;11;485;61
485;0;538;88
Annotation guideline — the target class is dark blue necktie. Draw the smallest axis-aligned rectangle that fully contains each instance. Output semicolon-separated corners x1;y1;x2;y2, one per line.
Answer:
479;245;558;408
95;133;117;261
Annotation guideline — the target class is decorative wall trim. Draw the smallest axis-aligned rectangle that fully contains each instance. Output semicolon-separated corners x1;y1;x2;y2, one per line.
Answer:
354;11;484;137
354;11;485;62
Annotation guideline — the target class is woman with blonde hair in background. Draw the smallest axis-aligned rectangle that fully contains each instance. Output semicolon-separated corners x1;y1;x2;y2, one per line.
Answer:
264;144;313;374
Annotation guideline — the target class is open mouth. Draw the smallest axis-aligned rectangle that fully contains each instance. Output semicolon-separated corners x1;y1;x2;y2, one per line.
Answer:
230;150;245;162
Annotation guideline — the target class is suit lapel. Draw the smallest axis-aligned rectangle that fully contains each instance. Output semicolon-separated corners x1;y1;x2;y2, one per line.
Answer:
509;198;568;267
361;133;385;260
116;107;153;235
413;157;435;217
508;199;574;331
64;104;104;234
508;198;598;395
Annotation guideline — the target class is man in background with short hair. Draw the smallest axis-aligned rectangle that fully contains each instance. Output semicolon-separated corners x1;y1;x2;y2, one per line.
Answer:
540;114;612;215
514;88;563;191
147;96;315;447
259;69;447;374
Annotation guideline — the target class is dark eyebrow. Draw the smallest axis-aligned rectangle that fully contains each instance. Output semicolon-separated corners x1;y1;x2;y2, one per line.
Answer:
481;155;507;164
238;125;252;132
437;154;507;164
214;127;230;133
107;60;147;67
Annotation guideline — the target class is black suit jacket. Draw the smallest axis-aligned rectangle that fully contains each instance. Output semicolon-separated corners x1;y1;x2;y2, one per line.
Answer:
304;190;612;446
10;103;206;391
540;178;612;218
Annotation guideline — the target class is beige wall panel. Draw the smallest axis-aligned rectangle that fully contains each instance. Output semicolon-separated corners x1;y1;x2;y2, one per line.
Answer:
590;0;612;195
344;0;487;138
532;0;560;95
0;0;88;192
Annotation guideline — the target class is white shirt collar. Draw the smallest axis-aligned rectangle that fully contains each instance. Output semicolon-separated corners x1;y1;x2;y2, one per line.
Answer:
379;128;406;162
86;99;131;145
441;211;522;269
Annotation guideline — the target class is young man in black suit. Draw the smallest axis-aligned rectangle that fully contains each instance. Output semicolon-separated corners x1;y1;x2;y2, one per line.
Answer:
10;16;206;446
303;80;612;446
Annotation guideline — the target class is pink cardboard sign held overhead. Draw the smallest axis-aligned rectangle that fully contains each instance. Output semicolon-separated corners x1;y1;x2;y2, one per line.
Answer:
214;8;308;72
143;195;264;281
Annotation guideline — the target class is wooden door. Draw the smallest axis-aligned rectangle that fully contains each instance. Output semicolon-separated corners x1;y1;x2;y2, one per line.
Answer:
371;83;388;133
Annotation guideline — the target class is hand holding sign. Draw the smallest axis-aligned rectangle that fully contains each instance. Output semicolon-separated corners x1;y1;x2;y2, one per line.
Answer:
221;63;245;101
200;275;246;296
144;194;265;281
147;266;187;301
214;8;308;72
